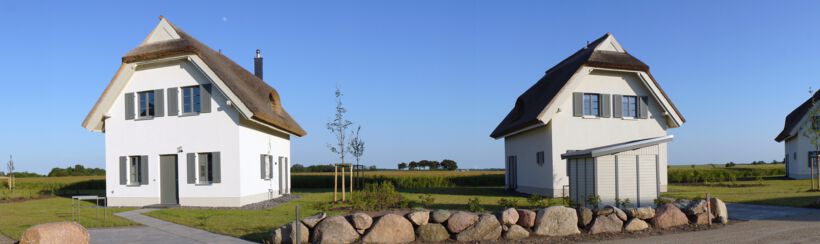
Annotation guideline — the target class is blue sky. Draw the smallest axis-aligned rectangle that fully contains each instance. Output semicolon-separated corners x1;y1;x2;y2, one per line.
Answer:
1;1;819;173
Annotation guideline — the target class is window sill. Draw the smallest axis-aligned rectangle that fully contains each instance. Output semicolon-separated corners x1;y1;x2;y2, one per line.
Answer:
126;183;141;187
195;182;212;186
179;112;200;117
582;115;600;119
621;117;638;120
135;116;154;121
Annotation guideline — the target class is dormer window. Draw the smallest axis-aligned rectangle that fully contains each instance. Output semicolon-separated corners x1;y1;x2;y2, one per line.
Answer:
583;93;600;116
138;91;155;118
182;86;201;114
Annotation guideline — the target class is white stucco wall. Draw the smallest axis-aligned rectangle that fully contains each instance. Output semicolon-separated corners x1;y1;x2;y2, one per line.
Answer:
549;70;669;192
237;121;291;205
104;60;291;207
504;124;554;195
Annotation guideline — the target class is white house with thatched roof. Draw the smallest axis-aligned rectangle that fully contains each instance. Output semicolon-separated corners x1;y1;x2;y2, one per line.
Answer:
490;33;685;207
82;17;306;207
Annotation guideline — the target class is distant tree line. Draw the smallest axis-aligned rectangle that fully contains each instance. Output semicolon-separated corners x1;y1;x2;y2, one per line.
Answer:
397;159;458;171
48;164;105;177
291;163;379;173
2;171;43;178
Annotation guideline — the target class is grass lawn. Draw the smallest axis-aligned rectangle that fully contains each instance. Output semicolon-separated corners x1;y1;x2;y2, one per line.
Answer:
664;178;820;208
0;197;137;240
1;176;105;200
145;187;553;242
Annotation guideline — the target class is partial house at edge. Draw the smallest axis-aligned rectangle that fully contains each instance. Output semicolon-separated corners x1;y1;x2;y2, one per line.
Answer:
775;91;820;179
82;17;306;207
490;33;685;207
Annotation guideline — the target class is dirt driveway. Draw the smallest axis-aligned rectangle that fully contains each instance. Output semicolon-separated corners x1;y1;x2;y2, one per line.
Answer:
593;203;820;244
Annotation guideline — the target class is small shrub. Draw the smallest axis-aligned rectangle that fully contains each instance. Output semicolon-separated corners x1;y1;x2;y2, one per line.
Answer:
725;162;736;167
756;175;764;185
498;198;519;208
418;193;435;208
350;182;405;211
654;197;672;206
527;194;549;208
467;197;484;212
586;194;601;208
620;198;633;209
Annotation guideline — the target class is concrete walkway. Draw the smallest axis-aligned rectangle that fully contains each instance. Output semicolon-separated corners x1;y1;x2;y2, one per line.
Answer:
594;203;820;244
89;209;255;244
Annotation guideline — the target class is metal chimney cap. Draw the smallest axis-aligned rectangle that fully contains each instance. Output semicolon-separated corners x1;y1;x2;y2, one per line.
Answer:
255;49;262;58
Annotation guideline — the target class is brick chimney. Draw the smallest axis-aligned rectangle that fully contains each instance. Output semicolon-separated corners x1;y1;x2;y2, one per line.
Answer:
254;49;263;80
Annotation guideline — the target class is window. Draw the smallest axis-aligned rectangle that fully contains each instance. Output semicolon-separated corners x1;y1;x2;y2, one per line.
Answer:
138;91;156;118
182;86;201;114
263;155;274;180
622;95;638;118
583;93;600;116
129;156;141;185
536;151;545;166
198;153;213;184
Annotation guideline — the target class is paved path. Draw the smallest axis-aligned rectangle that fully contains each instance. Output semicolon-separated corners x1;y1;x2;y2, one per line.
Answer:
594;203;820;244
0;234;13;244
89;209;255;244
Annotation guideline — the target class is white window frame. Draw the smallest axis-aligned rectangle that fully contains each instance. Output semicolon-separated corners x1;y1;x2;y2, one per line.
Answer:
137;90;155;119
128;156;141;186
582;93;600;117
622;95;638;118
181;86;201;115
197;153;212;184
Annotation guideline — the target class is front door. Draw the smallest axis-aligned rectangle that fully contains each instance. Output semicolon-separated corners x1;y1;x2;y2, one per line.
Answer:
160;155;179;205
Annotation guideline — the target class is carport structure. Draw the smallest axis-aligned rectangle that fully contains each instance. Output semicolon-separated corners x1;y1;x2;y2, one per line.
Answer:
564;135;673;208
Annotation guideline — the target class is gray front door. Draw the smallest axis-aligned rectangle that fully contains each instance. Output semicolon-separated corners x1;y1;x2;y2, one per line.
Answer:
160;155;179;205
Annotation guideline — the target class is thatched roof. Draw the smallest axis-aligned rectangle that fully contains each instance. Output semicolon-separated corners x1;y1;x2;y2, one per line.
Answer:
122;19;306;137
490;33;684;139
775;90;820;142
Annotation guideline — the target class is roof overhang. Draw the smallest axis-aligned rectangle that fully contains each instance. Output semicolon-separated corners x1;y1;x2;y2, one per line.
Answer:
562;135;674;159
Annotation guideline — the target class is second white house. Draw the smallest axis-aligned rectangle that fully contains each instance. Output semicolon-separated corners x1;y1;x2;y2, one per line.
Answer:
491;33;685;207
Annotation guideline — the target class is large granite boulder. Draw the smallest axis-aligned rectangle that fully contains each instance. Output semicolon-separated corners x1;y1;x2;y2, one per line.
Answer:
683;200;713;224
503;224;530;240
710;198;729;224
430;210;452;223
624;218;650;232
625;207;656;220
271;221;309;244
577;207;593;228
651;203;689;229
533;206;581;236
302;212;327;229
362;214;415;243
516;209;536;228
416;223;450;242
456;214;503;242
498;208;520;226
446;211;479;234
588;214;623;234
349;213;373;230
406;210;430;226
20;221;89;244
312;216;360;244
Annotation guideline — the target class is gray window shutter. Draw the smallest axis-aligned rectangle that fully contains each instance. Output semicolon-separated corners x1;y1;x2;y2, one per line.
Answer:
573;92;583;117
639;96;649;119
212;152;221;183
140;155;149;185
269;155;274;179
201;84;212;113
124;93;135;120
613;95;623;118
154;89;165;117
600;94;611;118
260;155;267;179
119;156;127;185
187;153;196;184
167;88;178;116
